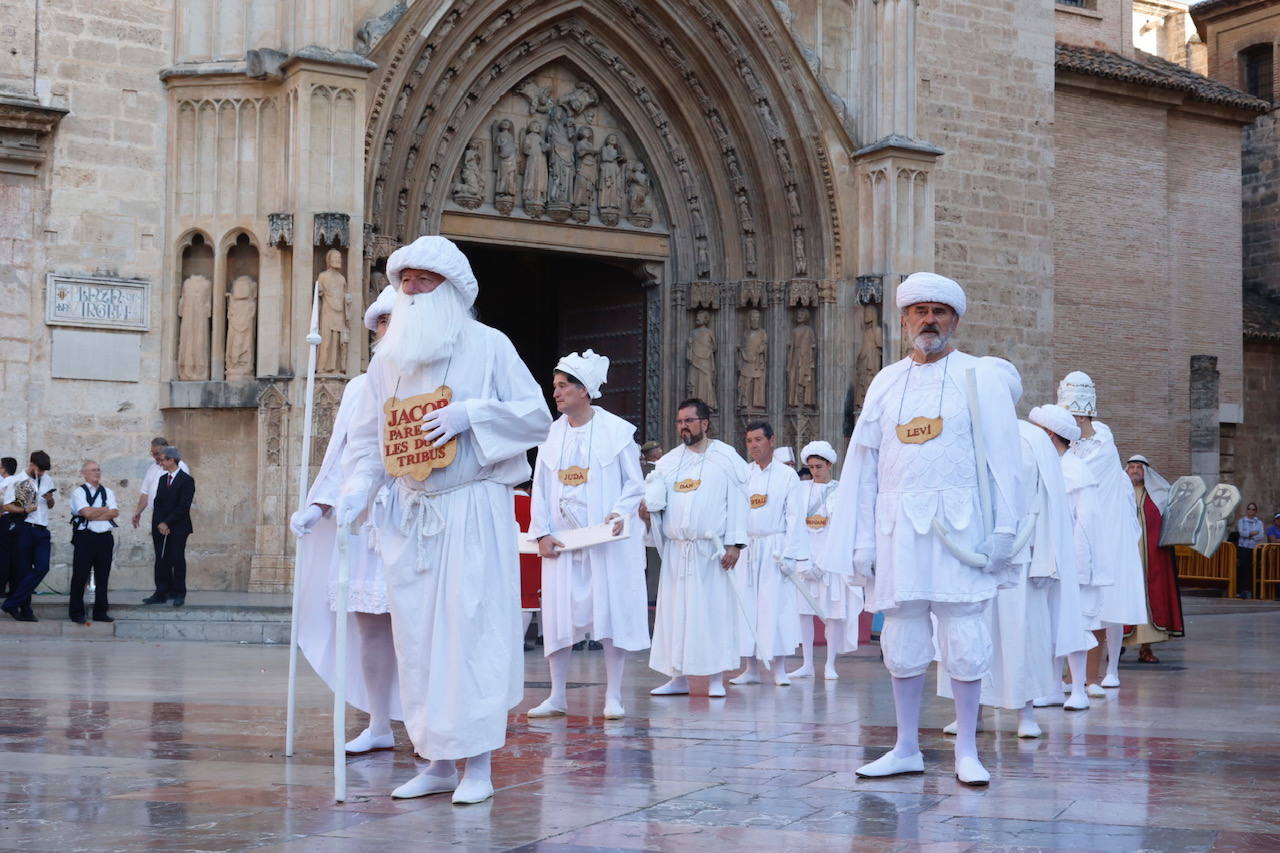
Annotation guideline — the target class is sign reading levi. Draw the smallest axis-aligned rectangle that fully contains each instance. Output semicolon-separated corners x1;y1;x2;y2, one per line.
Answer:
382;387;458;480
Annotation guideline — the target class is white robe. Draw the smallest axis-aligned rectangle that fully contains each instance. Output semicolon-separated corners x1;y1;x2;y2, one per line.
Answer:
647;440;749;677
1062;450;1106;630
820;351;1023;612
736;459;807;660
796;479;862;642
530;406;650;654
296;372;402;721
1067;422;1147;625
341;320;551;760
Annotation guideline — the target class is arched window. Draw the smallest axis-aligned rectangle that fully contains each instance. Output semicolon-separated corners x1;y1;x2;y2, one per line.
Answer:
1240;43;1274;102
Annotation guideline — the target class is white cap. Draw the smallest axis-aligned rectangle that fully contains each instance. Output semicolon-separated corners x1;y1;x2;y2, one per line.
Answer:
363;284;396;332
384;235;479;307
982;356;1022;405
555;349;610;399
1057;371;1097;417
896;272;966;317
1029;404;1081;442
800;440;838;465
773;447;795;464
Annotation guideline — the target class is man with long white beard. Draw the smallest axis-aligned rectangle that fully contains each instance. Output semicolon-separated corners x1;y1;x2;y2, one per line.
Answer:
1057;372;1146;695
338;236;551;804
731;421;807;687
641;398;748;698
822;272;1021;786
292;285;402;754
789;440;861;681
527;349;649;720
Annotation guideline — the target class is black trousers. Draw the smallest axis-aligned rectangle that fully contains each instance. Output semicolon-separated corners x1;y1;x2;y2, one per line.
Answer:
0;514;23;597
1237;547;1255;597
70;530;114;621
3;525;50;614
152;529;189;599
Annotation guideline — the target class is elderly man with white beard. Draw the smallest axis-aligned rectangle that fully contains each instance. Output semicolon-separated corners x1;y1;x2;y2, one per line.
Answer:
527;349;649;720
822;272;1021;786
338;236;551;805
292;285;403;755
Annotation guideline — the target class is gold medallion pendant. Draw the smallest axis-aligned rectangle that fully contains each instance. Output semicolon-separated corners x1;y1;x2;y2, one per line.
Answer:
382;386;459;480
896;415;943;445
749;493;769;509
674;478;701;493
559;465;589;486
806;514;829;530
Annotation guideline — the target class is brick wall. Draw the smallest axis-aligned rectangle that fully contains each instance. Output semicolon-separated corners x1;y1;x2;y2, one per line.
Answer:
1056;0;1132;53
917;0;1057;409
1198;6;1279;96
1234;339;1280;518
1243;110;1280;297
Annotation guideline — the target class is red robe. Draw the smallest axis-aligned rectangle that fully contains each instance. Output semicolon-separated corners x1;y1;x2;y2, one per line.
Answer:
514;491;541;610
1139;490;1185;637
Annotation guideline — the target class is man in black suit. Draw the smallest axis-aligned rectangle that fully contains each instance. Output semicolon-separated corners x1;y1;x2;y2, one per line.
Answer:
143;446;194;607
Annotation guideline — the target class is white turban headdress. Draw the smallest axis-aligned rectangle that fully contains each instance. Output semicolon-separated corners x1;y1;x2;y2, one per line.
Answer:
896;272;967;317
981;356;1022;405
1029;404;1081;443
800;440;838;465
1057;370;1098;417
1127;454;1172;510
384;235;480;308
555;349;610;399
363;284;396;332
773;446;795;465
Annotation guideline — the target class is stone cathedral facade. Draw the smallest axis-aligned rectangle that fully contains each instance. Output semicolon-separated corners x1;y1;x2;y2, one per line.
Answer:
1;0;1267;593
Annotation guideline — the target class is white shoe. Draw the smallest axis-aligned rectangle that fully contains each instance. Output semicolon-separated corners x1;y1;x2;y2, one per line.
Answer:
1017;719;1042;739
855;750;924;778
788;665;814;678
391;770;458;799
774;672;791;687
954;756;991;786
602;699;625;719
1033;695;1064;708
451;777;494;805
345;728;395;754
1101;673;1120;688
729;671;761;685
942;719;984;735
1087;683;1106;698
1061;681;1072;694
823;666;839;681
650;678;689;696
707;676;726;698
527;698;568;718
1064;693;1090;711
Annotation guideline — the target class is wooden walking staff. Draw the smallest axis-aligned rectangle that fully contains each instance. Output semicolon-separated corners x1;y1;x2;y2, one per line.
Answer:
285;282;324;758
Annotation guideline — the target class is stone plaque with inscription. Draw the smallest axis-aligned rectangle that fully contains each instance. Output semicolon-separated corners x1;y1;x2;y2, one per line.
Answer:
45;274;149;331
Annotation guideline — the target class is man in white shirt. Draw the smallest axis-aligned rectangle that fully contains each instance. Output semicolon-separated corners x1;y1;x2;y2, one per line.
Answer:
132;437;190;528
1;457;24;599
69;460;119;625
3;451;57;621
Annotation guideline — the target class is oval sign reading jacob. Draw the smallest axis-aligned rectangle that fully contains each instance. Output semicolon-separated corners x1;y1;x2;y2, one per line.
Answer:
382;386;458;480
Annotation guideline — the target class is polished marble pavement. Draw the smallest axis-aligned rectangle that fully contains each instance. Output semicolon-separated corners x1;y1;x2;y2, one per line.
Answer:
1;600;1277;851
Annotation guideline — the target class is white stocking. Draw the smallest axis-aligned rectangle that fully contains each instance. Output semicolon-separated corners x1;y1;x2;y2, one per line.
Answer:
601;639;625;708
950;677;982;764
546;646;572;709
798;618;814;669
890;674;925;756
462;750;491;786
354;612;395;737
824;620;844;678
1105;624;1123;681
1067;650;1087;692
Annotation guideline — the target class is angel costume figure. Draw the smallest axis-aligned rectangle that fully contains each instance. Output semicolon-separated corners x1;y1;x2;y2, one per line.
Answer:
730;421;807;687
528;349;649;720
821;273;1021;786
337;236;551;804
642;398;748;698
1124;455;1184;660
788;440;861;681
292;284;402;754
1058;372;1146;694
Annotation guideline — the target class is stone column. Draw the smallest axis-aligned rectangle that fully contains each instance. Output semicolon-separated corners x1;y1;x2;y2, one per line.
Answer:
767;279;789;439
1190;354;1221;487
817;279;844;445
716;281;737;443
639;261;665;444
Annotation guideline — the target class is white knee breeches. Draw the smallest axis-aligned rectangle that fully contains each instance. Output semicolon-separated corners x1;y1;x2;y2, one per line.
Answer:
881;599;992;682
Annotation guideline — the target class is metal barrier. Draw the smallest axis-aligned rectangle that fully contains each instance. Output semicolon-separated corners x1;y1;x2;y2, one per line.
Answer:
1175;542;1237;599
1254;544;1280;601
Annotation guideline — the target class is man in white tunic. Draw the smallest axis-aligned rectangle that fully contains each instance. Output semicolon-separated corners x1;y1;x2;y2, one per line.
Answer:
1058;372;1146;694
731;421;807;687
291;285;402;755
338;236;551;804
789;440;861;681
822;273;1021;786
642;398;748;698
527;349;649;720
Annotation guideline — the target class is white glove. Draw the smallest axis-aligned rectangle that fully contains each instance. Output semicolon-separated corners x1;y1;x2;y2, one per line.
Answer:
853;547;875;578
290;504;325;538
337;492;366;529
420;401;471;448
978;528;1017;575
778;558;797;578
800;562;823;582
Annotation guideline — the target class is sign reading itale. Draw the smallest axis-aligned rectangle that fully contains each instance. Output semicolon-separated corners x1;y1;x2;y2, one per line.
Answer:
382;386;458;480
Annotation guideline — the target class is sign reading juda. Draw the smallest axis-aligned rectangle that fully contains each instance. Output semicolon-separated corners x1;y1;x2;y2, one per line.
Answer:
382;386;458;480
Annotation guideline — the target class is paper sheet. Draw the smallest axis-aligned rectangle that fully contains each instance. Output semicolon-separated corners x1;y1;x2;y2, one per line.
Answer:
518;517;630;555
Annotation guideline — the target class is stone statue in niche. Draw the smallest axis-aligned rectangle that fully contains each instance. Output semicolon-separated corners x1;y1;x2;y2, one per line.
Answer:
317;249;352;375
516;78;553;114
626;159;654;227
571;126;598;224
492;119;518;215
522;119;548;217
786;184;801;219
176;273;212;381
545;105;575;220
451;139;484;209
738;308;768;411
696;238;711;279
687;309;717;410
598;133;624;226
224;274;257;380
368;270;389;306
793;229;808;276
736;188;754;234
559;81;598;116
786;307;816;408
744;233;758;277
855;304;883;408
